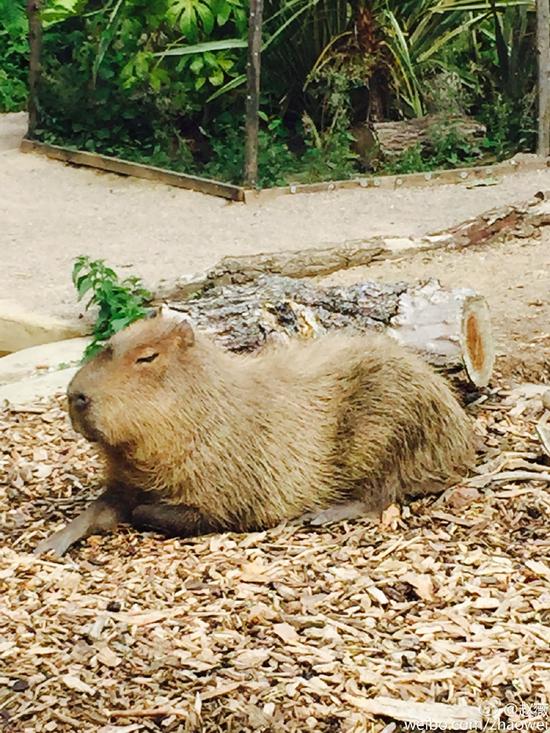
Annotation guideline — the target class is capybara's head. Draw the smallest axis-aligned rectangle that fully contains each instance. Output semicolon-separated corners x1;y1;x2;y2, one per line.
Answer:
67;311;196;447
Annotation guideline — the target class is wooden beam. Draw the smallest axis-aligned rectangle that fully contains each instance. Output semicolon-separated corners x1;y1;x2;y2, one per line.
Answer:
26;0;42;138
244;0;264;188
537;0;550;156
20;139;246;201
244;155;549;202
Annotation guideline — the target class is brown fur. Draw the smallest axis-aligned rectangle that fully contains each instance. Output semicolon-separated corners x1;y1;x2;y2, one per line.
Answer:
67;315;474;532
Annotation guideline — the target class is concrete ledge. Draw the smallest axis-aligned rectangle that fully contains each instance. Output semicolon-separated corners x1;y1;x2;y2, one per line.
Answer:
0;337;89;386
0;366;78;408
0;300;88;353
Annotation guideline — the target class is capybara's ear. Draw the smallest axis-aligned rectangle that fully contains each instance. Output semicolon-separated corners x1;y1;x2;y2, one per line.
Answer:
174;319;195;348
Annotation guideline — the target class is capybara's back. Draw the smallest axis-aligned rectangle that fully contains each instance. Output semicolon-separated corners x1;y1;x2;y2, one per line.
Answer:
67;316;475;531
300;332;475;508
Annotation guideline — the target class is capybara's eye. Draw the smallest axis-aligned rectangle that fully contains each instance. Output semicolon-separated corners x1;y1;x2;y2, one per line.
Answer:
136;352;159;364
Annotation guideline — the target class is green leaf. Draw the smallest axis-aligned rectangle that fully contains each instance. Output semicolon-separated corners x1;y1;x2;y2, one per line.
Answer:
76;275;93;299
154;38;247;57
92;0;127;86
180;4;198;39
197;3;215;34
208;68;225;86
217;3;232;26
110;317;132;332
190;56;204;73
206;72;246;102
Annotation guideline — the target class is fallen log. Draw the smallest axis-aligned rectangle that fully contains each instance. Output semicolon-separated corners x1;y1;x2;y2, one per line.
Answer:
157;192;550;300
372;114;487;157
164;276;495;387
430;189;550;248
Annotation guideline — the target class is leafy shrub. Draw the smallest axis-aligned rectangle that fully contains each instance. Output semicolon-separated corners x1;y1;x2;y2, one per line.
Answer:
37;0;247;170
200;114;297;186
479;94;536;160
72;256;152;360
380;123;482;175
0;0;28;112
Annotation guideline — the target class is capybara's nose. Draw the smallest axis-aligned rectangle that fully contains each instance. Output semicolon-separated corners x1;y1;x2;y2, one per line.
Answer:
70;392;90;411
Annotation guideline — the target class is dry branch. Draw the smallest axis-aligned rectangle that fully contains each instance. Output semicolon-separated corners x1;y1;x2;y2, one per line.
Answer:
244;0;264;187
536;413;550;457
109;707;188;719
164;276;495;387
431;190;550;247
26;0;42;138
537;0;550;156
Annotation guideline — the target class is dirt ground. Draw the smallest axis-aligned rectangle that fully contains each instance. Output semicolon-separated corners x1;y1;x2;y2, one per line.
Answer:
2;111;550;330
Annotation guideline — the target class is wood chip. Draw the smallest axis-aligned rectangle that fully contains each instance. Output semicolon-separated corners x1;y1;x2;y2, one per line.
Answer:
346;695;482;727
2;383;549;731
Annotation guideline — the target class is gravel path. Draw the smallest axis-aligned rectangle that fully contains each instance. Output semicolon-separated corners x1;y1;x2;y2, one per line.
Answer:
3;111;550;319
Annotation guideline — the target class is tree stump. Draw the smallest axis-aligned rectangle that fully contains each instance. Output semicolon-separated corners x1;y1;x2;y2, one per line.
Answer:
164;276;495;388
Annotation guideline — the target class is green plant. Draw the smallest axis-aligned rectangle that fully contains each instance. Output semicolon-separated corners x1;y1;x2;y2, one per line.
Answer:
298;111;358;182
200;114;298;185
36;0;249;171
380;143;429;174
72;256;152;360
0;0;29;111
474;4;537;157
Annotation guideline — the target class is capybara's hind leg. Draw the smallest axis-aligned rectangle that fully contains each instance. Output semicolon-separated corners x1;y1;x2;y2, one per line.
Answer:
301;500;379;526
132;504;219;538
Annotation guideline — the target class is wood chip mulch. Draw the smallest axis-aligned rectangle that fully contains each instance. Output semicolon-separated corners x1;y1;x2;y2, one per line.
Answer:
1;384;549;733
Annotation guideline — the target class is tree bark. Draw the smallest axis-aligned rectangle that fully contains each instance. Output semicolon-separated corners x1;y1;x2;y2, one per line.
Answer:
537;0;550;156
244;0;264;188
164;276;495;388
26;0;42;138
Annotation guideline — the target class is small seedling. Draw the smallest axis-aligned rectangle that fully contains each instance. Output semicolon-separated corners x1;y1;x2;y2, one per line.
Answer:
72;256;152;361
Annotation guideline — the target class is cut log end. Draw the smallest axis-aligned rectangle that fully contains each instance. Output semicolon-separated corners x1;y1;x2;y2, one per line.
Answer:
460;296;495;388
386;280;495;387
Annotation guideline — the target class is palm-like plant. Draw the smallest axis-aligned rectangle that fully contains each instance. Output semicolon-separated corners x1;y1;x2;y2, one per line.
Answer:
260;0;534;122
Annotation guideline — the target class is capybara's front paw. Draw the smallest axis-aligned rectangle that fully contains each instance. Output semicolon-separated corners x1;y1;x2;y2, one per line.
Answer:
33;528;74;558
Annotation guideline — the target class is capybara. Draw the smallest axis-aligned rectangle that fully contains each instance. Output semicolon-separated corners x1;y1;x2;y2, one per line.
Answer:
34;310;474;556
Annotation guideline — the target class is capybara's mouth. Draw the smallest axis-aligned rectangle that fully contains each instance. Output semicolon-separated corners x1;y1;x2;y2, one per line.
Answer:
69;410;105;444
